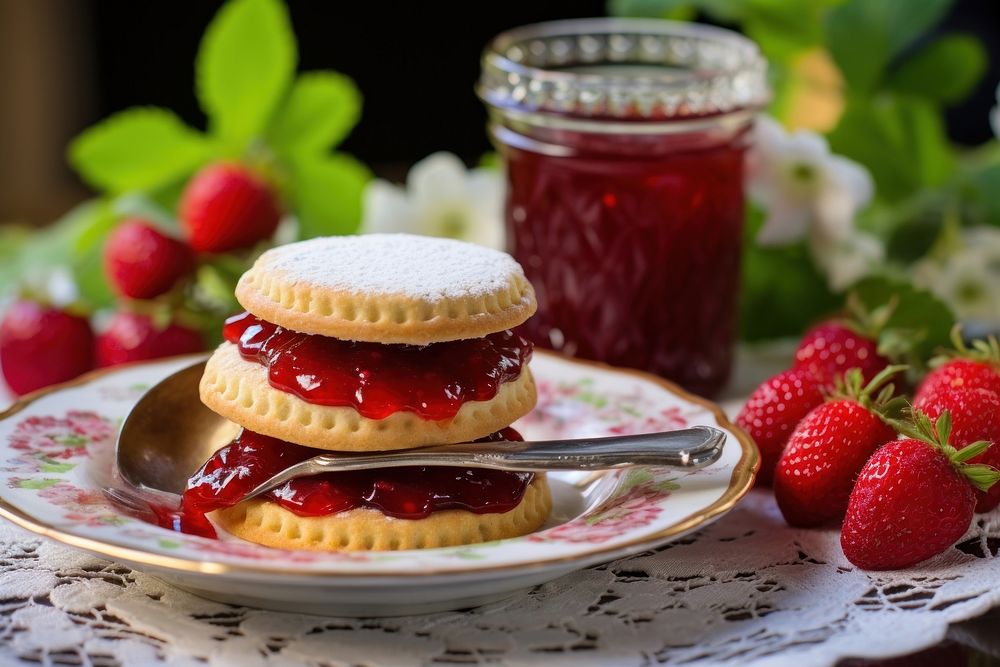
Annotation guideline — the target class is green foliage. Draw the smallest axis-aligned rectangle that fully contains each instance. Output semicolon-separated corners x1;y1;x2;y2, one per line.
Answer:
268;72;362;156
825;0;953;93
2;0;374;310
829;95;953;202
69;201;118;309
63;0;369;251
851;276;955;366
68;108;212;194
886;35;987;104
740;208;839;341
196;0;297;148
290;154;372;238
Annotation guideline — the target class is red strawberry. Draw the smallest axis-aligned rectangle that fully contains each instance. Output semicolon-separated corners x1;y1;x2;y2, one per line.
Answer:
841;410;999;570
179;163;283;253
915;332;1000;403
96;312;203;367
794;321;889;386
774;367;902;527
914;386;1000;512
0;300;94;395
104;219;195;299
736;368;825;485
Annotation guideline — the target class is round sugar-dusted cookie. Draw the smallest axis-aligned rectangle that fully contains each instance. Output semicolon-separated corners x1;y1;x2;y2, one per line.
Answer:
199;343;537;451
214;475;551;551
235;234;536;344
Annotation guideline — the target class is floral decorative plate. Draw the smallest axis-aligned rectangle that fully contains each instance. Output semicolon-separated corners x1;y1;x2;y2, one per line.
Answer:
0;351;757;616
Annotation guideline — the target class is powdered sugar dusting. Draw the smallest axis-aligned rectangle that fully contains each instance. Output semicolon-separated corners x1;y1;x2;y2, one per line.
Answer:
258;234;525;299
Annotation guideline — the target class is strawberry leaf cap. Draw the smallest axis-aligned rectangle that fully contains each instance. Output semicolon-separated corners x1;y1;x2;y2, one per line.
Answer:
897;409;1000;493
830;365;908;421
848;277;956;376
844;292;896;339
931;324;1000;370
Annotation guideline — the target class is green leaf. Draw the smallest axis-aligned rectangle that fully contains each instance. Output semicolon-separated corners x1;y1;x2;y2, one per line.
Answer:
825;0;953;92
69;108;211;194
39;459;75;473
953;439;990;463
887;34;987;104
196;0;297;147
607;0;726;20
740;208;839;340
18;478;61;490
69;201;118;309
964;162;1000;227
961;463;1000;492
268;71;361;155
290;153;372;238
829;95;954;202
0;226;32;293
850;275;955;366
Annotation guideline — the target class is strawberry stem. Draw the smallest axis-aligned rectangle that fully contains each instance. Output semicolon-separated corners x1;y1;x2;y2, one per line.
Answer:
845;292;897;339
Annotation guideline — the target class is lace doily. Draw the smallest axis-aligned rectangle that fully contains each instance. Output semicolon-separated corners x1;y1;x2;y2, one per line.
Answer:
2;490;999;666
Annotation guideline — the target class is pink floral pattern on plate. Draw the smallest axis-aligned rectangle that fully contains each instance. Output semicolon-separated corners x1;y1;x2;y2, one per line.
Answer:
0;354;744;573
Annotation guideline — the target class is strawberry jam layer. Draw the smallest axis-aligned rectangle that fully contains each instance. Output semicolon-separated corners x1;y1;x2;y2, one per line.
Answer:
223;311;532;420
181;428;533;523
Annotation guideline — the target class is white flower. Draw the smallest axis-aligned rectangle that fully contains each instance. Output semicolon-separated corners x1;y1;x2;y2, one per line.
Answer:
991;81;1000;139
809;230;884;291
912;226;1000;322
748;115;873;246
361;152;504;249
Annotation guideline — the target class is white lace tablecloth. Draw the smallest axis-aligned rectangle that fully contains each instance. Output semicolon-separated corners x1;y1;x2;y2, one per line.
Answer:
2;351;1000;666
3;492;1000;666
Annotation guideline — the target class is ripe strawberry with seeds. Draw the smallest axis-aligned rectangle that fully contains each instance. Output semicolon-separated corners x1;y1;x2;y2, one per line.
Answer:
915;328;1000;403
96;312;203;367
774;366;904;527
737;367;825;486
913;386;1000;512
794;321;889;386
104;219;195;299
0;300;94;395
180;163;283;253
841;410;1000;570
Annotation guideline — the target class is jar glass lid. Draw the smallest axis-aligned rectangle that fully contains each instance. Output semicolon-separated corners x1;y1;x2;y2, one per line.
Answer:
477;18;770;121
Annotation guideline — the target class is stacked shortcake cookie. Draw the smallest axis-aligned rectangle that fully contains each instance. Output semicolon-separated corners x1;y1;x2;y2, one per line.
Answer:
185;234;551;551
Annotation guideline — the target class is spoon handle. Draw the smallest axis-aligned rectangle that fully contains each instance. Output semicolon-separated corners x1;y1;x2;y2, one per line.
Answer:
241;426;727;502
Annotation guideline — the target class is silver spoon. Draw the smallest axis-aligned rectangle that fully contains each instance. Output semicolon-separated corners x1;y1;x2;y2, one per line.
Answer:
116;361;727;503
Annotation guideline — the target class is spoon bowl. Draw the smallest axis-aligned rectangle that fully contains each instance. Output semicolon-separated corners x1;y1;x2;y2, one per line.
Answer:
116;360;238;495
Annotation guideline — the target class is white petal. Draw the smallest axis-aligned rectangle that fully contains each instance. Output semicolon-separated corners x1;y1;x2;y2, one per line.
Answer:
992;104;1000;140
752;115;789;157
465;168;505;216
784;130;830;163
825;155;874;208
408;152;469;206
755;197;810;246
810;231;884;291
361;180;413;234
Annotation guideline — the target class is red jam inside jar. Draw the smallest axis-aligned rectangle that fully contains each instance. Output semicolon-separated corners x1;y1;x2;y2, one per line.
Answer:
479;20;768;396
180;428;532;526
223;311;532;420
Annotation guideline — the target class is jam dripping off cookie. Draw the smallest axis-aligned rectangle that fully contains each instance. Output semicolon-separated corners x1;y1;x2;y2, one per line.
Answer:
147;428;533;537
223;311;533;420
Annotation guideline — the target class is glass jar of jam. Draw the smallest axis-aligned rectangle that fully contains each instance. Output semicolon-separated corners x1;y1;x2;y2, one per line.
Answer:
478;19;769;396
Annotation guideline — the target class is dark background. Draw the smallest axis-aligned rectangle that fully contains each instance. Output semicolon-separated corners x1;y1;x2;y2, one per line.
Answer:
1;0;999;224
83;0;1000;160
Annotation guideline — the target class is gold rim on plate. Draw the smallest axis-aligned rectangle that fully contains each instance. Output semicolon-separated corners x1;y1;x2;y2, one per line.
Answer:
0;350;759;579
